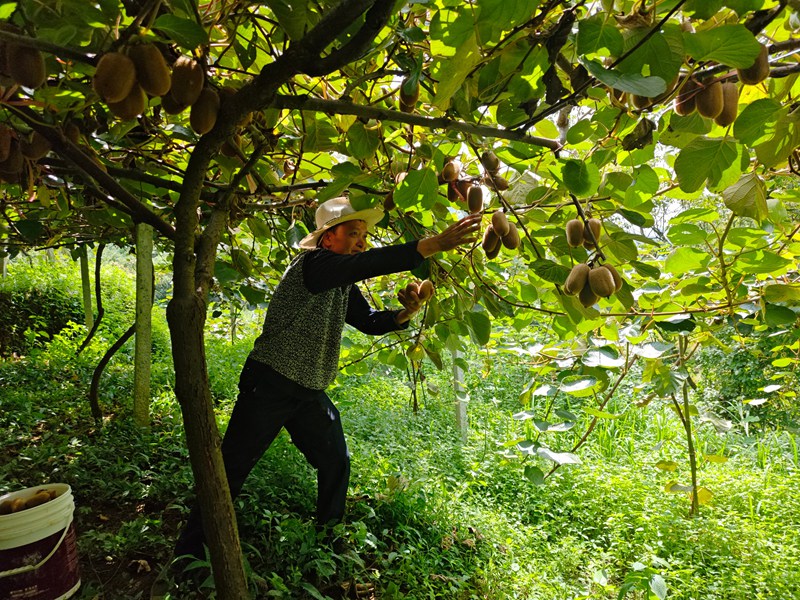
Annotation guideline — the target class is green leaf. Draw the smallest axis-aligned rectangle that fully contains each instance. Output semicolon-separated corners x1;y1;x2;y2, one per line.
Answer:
655;460;678;471
665;247;709;275
560;375;600;397
561;159;599;197
764;304;797;326
394;168;438;209
630;260;661;280
305;118;339;152
537;447;581;465
733;99;782;146
674;138;738;193
532;259;571;284
524;465;545;485
346;121;380;160
667;223;707;245
653;314;696;334
432;33;481;110
582;346;624;368
683;25;761;68
650;574;668;600
723;173;768;223
465;311;491;346
685;0;724;19
764;284;800;304
577;13;624;56
583;407;619;419
267;0;313;41
618;25;684;83
754;110;800;169
583;59;666;97
736;250;791;275
153;14;209;49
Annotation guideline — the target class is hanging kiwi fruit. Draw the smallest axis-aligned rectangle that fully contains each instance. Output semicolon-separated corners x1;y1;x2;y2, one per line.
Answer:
93;52;136;103
108;83;146;121
737;43;769;85
467;185;483;214
583;218;601;249
565;218;584;248
491;210;510;238
190;87;220;135
563;263;590;296
695;80;724;119
482;225;501;259
170;56;204;106
20;130;51;160
6;43;46;89
588;265;615;298
501;222;520;250
714;82;739;127
128;43;171;97
673;78;700;116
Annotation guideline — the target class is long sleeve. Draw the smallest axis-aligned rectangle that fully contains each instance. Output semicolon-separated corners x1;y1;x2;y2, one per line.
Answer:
345;285;409;335
302;241;424;294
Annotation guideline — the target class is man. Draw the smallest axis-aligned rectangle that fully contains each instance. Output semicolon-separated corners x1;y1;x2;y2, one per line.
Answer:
173;196;481;563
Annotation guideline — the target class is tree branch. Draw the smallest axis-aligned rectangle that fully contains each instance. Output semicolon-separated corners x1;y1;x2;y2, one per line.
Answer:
272;94;561;150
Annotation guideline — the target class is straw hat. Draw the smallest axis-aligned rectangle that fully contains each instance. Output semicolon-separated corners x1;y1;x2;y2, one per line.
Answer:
298;196;384;249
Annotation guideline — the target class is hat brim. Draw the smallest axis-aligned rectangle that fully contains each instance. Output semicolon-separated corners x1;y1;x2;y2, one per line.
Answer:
298;207;385;250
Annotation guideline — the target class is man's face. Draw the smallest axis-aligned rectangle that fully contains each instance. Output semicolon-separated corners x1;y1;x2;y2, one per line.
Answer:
321;220;368;254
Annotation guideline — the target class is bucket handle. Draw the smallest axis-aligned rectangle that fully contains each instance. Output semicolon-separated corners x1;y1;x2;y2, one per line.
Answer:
0;525;69;579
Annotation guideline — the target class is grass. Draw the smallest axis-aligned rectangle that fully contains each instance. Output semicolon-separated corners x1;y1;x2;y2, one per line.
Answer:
1;317;799;598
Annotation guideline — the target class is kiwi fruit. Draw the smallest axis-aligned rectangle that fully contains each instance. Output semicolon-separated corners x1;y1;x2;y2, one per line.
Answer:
491;210;510;237
383;190;395;211
579;281;599;307
108;83;146;120
0;124;11;162
714;82;739;127
630;94;651;110
128;44;171;96
482;225;501;258
441;160;460;182
695;80;723;119
588;266;615;298
673;79;699;116
20;130;51;160
399;77;419;106
190;87;220;135
599;263;623;292
0;499;14;514
467;185;483;214
563;263;589;296
25;490;52;509
170;56;204;106
7;43;46;89
737;43;769;85
447;183;461;203
160;92;187;115
583;218;601;248
480;151;500;173
454;178;471;200
63;121;81;144
93;52;136;103
501;222;520;250
418;279;434;301
487;174;509;190
0;139;23;174
565;218;584;247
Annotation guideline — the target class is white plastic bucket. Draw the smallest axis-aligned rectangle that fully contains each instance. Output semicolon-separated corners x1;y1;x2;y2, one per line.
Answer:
0;483;81;600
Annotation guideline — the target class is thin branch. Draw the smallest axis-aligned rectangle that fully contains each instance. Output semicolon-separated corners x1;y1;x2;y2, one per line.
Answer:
272;95;561;150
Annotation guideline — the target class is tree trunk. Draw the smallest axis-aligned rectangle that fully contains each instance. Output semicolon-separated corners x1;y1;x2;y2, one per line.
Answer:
167;290;248;598
134;223;153;427
79;247;93;331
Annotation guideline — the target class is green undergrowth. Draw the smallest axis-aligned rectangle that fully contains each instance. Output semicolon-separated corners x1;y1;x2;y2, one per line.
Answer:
1;331;799;599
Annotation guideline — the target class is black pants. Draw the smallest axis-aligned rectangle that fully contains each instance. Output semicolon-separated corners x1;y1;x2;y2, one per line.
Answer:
174;358;350;559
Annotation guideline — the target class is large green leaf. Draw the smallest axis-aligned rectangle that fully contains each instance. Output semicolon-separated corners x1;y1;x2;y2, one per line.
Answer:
346;121;380;161
432;33;481;110
583;59;666;96
722;173;768;223
577;13;624;56
754;110;800;169
465;311;491;346
764;284;800;304
154;15;209;49
533;259;571;284
674;138;738;193
394;168;438;209
561;159;600;197
665;247;710;275
618;25;684;83
733;99;782;146
683;24;761;68
266;0;314;41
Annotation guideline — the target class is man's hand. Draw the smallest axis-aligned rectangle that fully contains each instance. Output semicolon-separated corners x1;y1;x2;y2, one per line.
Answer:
416;213;482;258
395;281;431;325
